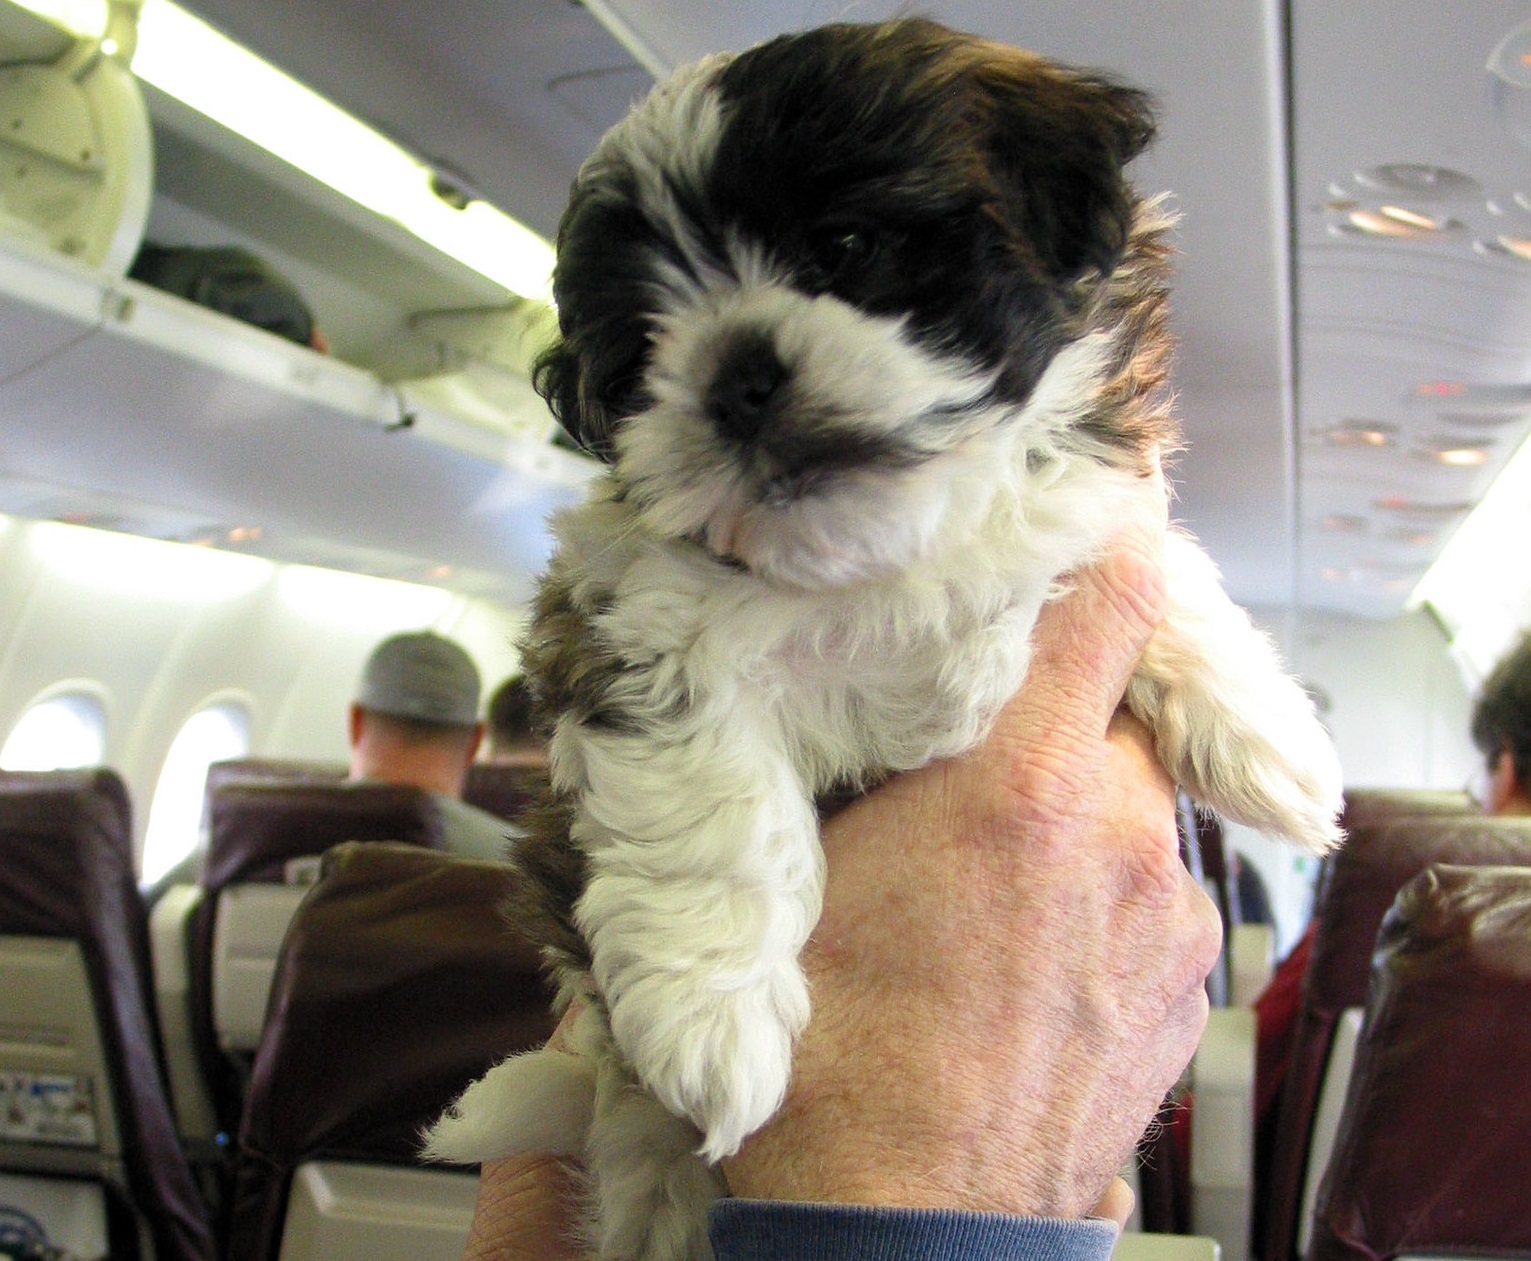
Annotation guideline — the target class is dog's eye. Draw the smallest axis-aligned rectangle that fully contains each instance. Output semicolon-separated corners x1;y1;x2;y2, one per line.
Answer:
808;225;879;282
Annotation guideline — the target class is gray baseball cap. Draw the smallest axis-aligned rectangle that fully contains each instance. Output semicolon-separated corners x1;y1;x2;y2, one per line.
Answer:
356;631;481;727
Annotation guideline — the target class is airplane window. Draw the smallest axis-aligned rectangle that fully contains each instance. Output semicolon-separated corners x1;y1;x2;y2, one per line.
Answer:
0;692;107;771
141;702;251;884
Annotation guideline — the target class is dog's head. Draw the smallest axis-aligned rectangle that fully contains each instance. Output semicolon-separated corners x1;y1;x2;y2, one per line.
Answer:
536;18;1168;588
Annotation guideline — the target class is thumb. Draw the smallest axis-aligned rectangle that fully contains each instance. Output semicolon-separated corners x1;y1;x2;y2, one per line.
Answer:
1025;507;1167;733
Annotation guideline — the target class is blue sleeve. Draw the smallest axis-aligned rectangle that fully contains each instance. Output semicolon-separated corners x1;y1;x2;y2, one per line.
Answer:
708;1200;1119;1261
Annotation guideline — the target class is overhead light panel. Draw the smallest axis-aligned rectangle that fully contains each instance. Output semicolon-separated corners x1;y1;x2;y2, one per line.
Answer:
9;0;555;301
1320;420;1396;447
1413;425;1531;681
1341;207;1462;240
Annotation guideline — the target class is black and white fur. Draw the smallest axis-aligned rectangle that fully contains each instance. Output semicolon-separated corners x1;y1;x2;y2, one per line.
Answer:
427;20;1343;1260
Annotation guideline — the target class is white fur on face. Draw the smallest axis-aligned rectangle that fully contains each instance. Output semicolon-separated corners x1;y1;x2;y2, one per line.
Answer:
616;273;1004;588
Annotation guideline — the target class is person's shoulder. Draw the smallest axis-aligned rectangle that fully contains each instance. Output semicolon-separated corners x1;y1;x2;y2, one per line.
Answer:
432;791;514;861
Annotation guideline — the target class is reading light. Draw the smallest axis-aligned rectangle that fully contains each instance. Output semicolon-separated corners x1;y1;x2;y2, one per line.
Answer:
1318;514;1368;533
1321;420;1396;447
10;0;555;301
1351;164;1479;199
1343;208;1461;240
1414;438;1490;467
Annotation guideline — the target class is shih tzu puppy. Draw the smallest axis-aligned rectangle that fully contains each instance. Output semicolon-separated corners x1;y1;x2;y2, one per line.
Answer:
427;17;1343;1259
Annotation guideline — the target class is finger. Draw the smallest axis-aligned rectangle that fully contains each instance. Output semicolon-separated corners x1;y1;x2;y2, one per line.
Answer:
546;1000;584;1052
1090;1176;1135;1229
464;1154;582;1261
1026;530;1167;732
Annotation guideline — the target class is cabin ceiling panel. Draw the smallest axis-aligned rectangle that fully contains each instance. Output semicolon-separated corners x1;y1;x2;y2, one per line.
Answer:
1289;0;1531;615
5;0;1529;626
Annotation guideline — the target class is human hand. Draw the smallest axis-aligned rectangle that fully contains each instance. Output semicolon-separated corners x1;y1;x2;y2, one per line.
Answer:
721;487;1222;1219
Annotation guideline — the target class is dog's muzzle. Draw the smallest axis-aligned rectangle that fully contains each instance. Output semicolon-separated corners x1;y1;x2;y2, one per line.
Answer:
705;329;787;447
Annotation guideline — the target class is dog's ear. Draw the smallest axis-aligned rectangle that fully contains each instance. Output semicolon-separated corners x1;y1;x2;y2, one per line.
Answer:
976;55;1157;282
532;338;618;463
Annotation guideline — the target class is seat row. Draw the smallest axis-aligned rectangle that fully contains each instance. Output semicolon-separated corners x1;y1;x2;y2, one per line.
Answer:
3;765;1530;1261
1183;788;1531;1261
0;761;554;1261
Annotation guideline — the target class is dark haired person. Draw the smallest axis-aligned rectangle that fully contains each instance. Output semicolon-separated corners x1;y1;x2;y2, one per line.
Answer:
483;673;546;768
1470;631;1531;816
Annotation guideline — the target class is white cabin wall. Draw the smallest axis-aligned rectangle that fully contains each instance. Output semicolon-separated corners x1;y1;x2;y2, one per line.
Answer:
0;514;526;873
1231;603;1478;952
1280;606;1477;791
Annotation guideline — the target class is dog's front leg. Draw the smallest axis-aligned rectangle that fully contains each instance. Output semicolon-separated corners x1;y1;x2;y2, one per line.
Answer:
1125;529;1344;853
570;720;825;1161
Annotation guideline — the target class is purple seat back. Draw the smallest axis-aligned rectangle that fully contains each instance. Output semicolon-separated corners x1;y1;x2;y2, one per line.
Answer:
0;769;215;1261
1261;803;1531;1261
1307;863;1531;1261
225;841;556;1261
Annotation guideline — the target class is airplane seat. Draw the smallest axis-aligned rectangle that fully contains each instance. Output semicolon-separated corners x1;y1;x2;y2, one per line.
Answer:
148;760;355;1187
1261;808;1531;1261
185;780;448;1145
223;841;556;1261
1334;785;1474;834
1305;862;1531;1261
462;760;547;825
0;769;215;1261
202;758;348;800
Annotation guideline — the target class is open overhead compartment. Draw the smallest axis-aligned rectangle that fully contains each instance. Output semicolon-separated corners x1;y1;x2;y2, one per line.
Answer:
0;0;593;609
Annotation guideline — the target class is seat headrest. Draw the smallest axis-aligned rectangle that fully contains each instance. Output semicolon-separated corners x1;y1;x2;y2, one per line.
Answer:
238;841;555;1165
1336;786;1474;834
0;769;133;938
461;761;547;823
1305;813;1531;1016
204;780;447;892
1309;863;1531;1260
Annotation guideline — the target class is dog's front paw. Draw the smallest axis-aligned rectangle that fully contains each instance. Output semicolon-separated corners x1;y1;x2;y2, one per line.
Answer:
612;963;807;1162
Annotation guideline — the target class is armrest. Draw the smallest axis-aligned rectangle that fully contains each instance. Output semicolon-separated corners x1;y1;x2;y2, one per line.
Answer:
1189;1005;1254;1261
148;883;219;1143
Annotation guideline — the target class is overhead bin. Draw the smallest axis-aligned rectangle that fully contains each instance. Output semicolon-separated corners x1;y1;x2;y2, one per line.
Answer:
0;0;592;607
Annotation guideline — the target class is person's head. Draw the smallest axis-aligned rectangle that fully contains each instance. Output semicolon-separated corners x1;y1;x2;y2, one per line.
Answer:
484;672;546;766
348;631;484;796
1469;631;1531;816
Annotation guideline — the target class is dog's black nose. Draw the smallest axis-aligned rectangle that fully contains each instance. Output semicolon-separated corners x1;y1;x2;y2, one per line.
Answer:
706;332;786;445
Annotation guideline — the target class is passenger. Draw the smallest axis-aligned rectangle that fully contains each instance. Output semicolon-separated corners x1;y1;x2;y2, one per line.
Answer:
482;672;546;768
1469;629;1531;815
460;517;1223;1258
348;630;509;862
1232;849;1275;926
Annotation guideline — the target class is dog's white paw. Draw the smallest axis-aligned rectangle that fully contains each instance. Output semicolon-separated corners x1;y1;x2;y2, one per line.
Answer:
610;961;807;1162
1132;530;1345;854
422;1047;596;1164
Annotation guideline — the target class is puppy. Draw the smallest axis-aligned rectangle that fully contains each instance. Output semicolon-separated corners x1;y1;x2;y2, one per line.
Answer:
427;18;1343;1259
